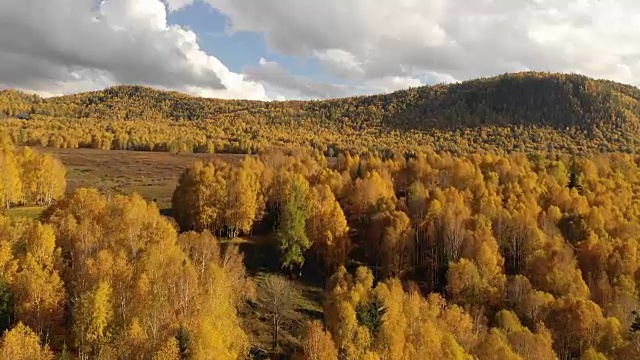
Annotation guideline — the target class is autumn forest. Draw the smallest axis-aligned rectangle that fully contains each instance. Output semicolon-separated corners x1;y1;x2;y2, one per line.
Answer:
2;72;640;360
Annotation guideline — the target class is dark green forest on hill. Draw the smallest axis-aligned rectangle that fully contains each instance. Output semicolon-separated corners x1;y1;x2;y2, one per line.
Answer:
2;72;640;155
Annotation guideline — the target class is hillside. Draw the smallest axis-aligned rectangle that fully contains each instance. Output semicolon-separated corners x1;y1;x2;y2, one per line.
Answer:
6;74;640;359
2;72;640;154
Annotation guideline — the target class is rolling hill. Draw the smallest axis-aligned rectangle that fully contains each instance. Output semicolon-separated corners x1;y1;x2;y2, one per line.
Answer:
2;72;640;154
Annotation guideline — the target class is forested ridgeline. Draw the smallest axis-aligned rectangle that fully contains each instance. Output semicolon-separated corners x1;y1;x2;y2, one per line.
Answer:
2;72;640;154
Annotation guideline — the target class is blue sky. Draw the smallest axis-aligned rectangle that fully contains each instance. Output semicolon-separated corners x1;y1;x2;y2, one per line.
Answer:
0;0;638;100
167;2;299;75
166;1;356;98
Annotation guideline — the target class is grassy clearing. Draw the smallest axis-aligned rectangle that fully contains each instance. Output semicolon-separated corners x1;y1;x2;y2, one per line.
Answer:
240;269;324;357
40;147;244;208
235;234;326;356
5;206;47;220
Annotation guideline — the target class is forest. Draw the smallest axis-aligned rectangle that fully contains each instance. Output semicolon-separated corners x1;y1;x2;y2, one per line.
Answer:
2;72;640;359
1;72;640;155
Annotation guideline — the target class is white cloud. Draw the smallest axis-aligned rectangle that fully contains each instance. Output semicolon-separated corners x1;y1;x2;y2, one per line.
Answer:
164;0;195;12
362;76;423;94
0;0;268;100
205;0;640;87
244;58;425;99
244;58;350;99
314;49;365;80
4;0;639;100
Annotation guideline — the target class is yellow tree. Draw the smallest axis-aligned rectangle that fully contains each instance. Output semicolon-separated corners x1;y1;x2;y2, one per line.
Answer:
17;146;39;204
38;153;66;205
0;322;54;360
474;329;523;360
300;321;338;360
172;160;227;233
0;142;22;209
153;337;180;360
579;348;607;360
74;281;113;358
346;170;395;225
16;147;65;206
189;262;249;360
10;222;65;341
176;231;249;360
439;188;471;263
324;267;375;359
447;258;484;306
306;184;350;272
224;159;261;237
365;198;412;277
545;297;605;359
494;310;557;360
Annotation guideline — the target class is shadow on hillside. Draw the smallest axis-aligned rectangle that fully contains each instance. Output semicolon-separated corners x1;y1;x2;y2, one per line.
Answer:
159;207;173;218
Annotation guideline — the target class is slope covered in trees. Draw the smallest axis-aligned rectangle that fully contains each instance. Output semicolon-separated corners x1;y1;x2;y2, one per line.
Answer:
2;72;640;154
166;146;640;359
4;72;640;359
4;72;640;132
6;143;640;359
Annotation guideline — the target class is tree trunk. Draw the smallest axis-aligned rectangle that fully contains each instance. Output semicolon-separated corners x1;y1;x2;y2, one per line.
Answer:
272;316;279;352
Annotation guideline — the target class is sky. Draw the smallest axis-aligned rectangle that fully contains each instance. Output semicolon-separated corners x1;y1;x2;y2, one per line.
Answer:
0;0;638;100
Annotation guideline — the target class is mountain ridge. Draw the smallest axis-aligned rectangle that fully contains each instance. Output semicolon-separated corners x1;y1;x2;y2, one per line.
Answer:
2;71;640;155
2;71;640;133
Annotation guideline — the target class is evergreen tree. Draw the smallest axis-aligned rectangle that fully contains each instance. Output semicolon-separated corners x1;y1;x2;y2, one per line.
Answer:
356;294;387;338
58;343;70;360
176;325;190;360
0;278;13;333
631;311;640;333
277;175;311;271
568;171;583;194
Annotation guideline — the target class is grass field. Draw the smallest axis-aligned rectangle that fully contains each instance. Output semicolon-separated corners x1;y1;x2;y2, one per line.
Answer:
40;147;244;209
5;205;47;220
10;147;322;357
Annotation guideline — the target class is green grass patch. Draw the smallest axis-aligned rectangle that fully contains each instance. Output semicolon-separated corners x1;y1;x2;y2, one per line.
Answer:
5;206;47;220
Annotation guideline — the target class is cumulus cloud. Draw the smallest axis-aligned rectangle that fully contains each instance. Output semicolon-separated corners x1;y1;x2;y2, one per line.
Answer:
361;76;424;94
205;0;640;87
4;0;638;100
244;58;427;99
0;0;268;99
244;58;351;99
164;0;195;12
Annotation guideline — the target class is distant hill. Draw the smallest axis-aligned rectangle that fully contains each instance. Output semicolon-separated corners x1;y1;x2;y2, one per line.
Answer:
2;72;640;154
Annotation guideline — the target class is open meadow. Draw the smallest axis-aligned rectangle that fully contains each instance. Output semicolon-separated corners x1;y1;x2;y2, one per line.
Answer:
42;147;245;209
6;147;241;219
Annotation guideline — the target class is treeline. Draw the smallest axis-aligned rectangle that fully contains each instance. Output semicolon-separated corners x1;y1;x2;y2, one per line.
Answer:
172;148;640;359
3;72;640;133
0;116;637;157
0;141;66;210
2;72;640;155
